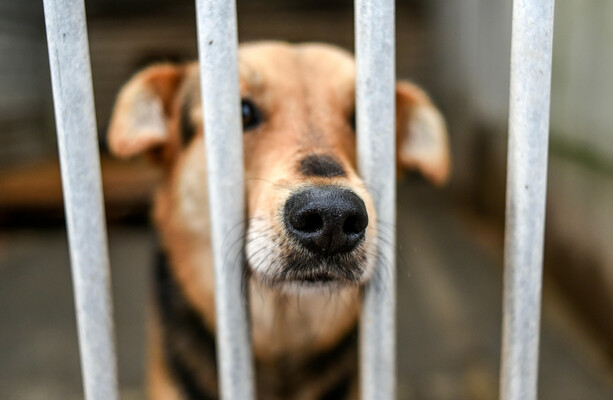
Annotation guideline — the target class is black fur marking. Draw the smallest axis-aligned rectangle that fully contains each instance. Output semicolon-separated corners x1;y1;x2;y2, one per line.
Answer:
180;99;197;145
319;374;353;400
170;356;216;400
155;250;359;399
155;251;218;400
304;326;357;380
261;326;358;398
299;154;346;178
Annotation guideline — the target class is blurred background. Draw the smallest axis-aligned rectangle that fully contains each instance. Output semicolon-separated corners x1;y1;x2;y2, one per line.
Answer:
0;0;612;399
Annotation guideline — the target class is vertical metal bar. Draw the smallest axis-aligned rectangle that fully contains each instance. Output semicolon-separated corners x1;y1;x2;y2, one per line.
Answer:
501;1;555;400
42;1;119;400
355;0;396;399
195;1;255;399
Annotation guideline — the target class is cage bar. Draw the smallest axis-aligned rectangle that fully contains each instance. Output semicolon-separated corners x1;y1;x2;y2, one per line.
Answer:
195;1;256;399
355;0;397;399
42;1;119;399
500;1;555;400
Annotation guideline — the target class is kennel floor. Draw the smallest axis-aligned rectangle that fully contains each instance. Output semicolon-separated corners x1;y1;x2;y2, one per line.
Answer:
0;181;611;400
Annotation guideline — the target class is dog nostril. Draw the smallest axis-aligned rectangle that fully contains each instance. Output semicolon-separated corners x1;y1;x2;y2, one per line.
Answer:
291;212;324;233
343;214;367;235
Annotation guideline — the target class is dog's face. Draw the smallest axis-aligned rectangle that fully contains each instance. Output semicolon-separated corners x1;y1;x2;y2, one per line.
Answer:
107;42;450;291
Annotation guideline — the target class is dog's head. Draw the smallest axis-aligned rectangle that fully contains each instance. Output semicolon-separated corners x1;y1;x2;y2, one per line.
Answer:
108;42;450;291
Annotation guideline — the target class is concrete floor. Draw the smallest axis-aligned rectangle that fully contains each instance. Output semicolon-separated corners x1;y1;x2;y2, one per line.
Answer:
0;181;612;400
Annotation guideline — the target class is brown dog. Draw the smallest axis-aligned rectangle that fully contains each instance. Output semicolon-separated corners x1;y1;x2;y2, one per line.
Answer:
107;42;450;400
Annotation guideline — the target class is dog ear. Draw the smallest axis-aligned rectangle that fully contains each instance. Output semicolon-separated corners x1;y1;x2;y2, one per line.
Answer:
396;81;451;185
107;64;185;159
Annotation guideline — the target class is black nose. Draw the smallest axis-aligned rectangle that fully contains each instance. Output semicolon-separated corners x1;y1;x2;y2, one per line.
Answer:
284;186;368;256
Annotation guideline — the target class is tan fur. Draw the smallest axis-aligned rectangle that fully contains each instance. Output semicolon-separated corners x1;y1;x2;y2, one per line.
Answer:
148;314;183;400
108;41;450;399
108;64;186;162
396;81;451;185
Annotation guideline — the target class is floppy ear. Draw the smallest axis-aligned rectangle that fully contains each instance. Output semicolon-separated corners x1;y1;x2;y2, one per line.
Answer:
107;64;185;159
396;81;451;185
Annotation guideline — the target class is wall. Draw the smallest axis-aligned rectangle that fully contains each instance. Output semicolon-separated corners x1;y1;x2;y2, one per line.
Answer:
432;0;613;343
0;2;52;165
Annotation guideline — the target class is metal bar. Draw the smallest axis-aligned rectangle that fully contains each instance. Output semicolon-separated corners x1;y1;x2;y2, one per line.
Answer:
195;1;255;399
500;1;555;399
42;1;119;399
355;0;396;399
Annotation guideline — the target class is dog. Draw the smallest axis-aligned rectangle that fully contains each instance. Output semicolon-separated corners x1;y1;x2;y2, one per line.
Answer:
107;42;450;400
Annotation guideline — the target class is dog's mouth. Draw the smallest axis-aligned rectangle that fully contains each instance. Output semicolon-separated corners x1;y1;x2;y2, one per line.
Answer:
271;249;369;287
246;249;369;289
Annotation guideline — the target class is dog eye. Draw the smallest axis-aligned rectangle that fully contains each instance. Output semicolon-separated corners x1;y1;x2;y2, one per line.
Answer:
349;111;356;132
241;99;262;131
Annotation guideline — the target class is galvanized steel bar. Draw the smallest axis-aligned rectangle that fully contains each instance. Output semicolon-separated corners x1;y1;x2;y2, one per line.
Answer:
355;0;396;399
42;1;119;399
195;1;255;399
501;1;555;400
